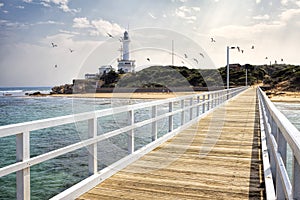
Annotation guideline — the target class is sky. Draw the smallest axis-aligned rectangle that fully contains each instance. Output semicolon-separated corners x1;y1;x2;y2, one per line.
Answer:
0;0;300;86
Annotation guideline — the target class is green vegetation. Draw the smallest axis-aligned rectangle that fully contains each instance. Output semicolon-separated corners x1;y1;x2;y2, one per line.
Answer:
97;64;300;91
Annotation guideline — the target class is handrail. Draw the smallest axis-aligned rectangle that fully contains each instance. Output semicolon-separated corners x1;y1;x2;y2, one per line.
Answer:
0;87;247;200
257;87;300;200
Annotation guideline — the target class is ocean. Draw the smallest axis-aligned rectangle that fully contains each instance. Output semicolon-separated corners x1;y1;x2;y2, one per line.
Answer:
0;87;299;199
0;87;176;200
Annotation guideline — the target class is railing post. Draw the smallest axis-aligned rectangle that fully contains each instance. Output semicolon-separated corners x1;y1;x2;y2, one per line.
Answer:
151;105;157;141
181;100;185;125
277;129;287;165
88;117;97;175
293;157;300;199
169;102;173;132
16;131;30;200
207;94;210;111
202;95;205;113
189;98;193;120
128;110;134;154
196;96;200;116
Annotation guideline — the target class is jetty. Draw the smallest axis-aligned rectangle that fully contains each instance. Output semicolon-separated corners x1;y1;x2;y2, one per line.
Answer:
0;87;299;200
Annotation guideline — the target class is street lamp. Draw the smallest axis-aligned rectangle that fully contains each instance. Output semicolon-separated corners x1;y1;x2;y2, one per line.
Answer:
226;46;236;89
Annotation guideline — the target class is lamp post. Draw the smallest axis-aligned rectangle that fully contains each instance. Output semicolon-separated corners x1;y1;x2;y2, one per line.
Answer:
226;46;236;89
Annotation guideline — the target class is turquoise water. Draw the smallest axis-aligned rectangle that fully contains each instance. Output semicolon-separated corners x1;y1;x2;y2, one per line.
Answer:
0;88;298;199
0;87;181;199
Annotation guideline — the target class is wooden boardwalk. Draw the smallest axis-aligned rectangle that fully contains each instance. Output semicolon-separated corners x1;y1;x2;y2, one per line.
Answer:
78;88;264;199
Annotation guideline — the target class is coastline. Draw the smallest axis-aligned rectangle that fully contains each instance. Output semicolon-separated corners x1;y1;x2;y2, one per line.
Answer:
268;91;300;103
50;92;201;99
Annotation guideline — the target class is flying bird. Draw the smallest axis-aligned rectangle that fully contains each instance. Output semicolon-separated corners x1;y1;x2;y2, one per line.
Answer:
241;50;244;53
199;53;204;58
211;38;216;42
54;64;58;68
251;45;255;49
184;54;188;58
51;43;58;47
193;58;199;64
237;46;240;52
107;33;113;38
181;61;185;64
69;49;74;53
281;58;284;62
146;58;150;62
265;57;268;59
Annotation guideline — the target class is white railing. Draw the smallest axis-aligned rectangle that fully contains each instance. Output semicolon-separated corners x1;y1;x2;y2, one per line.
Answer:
257;87;300;200
0;87;247;200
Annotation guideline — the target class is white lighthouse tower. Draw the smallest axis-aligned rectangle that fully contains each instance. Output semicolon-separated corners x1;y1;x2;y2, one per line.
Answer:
117;31;135;73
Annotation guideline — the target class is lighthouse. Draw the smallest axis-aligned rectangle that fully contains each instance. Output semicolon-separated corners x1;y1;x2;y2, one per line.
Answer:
117;31;135;73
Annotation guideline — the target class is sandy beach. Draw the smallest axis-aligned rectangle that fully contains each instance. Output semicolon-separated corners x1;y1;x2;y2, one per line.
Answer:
268;91;300;103
51;92;201;99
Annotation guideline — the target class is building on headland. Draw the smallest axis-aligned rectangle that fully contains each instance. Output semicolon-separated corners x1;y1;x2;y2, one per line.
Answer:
117;31;135;73
84;31;135;80
99;65;113;75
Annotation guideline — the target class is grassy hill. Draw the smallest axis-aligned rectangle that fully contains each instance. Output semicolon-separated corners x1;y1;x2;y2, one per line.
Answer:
98;64;300;91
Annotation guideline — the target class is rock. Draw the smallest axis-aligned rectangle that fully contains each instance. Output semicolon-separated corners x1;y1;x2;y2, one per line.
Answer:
51;84;73;94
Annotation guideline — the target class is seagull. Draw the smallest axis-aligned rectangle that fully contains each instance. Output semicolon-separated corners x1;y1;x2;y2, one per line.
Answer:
199;53;204;58
184;54;188;58
211;38;216;42
69;48;74;53
51;43;58;47
193;58;199;64
237;46;240;52
251;45;255;49
107;33;113;38
146;58;150;62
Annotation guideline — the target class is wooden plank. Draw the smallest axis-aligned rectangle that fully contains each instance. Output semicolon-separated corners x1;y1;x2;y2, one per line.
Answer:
78;88;264;200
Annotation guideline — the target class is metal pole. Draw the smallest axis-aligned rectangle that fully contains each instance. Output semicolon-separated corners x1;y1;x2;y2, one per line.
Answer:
245;68;248;86
172;40;174;66
226;46;229;89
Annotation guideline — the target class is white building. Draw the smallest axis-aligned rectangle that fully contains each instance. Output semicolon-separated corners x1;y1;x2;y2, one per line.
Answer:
117;31;135;73
98;65;113;75
85;73;98;79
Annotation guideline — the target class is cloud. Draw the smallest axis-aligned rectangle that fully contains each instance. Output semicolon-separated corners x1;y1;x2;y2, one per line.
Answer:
0;3;4;8
23;0;32;3
280;8;300;21
16;5;25;9
91;19;124;37
40;2;51;7
41;0;80;13
36;20;64;25
71;17;124;37
175;6;200;22
73;17;91;28
148;12;157;19
253;14;270;20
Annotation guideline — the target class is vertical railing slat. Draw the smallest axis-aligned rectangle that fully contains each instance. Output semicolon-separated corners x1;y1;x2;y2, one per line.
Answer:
128;110;134;154
88;117;97;175
189;98;193;120
169;102;173;132
181;100;185;125
196;96;200;116
293;156;300;199
16;131;30;200
151;106;157;141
